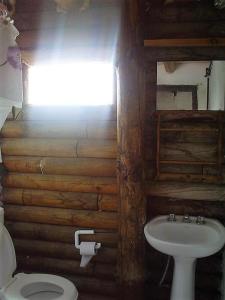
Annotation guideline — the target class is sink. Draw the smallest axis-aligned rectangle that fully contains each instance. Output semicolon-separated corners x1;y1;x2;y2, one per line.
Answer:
144;215;225;258
144;215;225;300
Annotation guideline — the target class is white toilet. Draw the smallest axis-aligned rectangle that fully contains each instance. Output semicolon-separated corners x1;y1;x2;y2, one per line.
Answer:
0;208;78;300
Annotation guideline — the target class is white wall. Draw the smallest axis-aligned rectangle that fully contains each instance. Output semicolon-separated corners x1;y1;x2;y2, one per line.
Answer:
157;62;209;110
209;61;225;111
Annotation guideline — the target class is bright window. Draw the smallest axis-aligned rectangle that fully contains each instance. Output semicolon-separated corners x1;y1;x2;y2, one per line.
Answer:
28;62;114;106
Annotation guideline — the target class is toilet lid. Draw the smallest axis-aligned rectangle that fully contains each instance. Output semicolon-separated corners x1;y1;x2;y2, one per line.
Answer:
3;273;78;300
0;225;17;288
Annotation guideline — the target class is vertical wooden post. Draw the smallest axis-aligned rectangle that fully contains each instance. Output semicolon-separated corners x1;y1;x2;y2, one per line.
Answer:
117;0;146;298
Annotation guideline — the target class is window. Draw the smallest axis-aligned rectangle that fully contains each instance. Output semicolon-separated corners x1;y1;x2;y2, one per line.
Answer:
28;61;114;106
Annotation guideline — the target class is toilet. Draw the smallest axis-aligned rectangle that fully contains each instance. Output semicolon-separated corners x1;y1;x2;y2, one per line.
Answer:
0;208;78;300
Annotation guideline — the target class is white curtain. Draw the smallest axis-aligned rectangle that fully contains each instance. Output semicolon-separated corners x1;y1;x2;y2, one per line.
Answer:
0;22;23;161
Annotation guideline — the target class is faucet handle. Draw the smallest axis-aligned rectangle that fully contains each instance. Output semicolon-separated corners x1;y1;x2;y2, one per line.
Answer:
196;216;205;225
183;215;191;223
167;213;176;222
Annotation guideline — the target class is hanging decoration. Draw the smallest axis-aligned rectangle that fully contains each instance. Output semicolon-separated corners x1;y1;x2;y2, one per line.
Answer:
0;0;23;161
54;0;91;13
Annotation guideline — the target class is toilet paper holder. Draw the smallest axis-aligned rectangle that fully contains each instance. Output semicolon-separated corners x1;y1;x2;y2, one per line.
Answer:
74;230;101;250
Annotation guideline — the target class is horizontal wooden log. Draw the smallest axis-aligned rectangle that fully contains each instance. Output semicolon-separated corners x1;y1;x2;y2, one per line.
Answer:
5;205;118;229
145;181;225;201
160;142;217;162
3;173;117;194
147;266;220;290
146;3;225;23
17;255;115;279
18;106;117;121
79;293;117;300
6;222;118;247
147;196;225;220
157;173;220;184
157;110;222;121
14;239;116;264
144;47;225;63
158;164;203;175
144;37;225;47
3;188;118;212
145;21;225;39
160;122;218;132
77;140;116;159
3;188;98;210
3;156;116;177
1;139;116;159
1;121;116;140
67;275;117;296
144;285;220;300
160;131;218;144
98;194;118;212
146;247;222;274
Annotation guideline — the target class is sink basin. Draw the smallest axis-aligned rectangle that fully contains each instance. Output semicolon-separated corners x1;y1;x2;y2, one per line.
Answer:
144;215;225;258
144;215;225;300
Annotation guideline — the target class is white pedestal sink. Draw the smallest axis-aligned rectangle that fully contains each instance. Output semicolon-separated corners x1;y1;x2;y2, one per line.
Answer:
144;215;225;300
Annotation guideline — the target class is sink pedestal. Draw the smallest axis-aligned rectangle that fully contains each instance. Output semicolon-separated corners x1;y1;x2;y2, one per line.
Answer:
171;257;196;300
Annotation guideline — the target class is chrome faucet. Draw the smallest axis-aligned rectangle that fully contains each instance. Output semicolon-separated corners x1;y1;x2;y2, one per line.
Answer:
183;215;191;223
167;214;176;222
196;216;205;225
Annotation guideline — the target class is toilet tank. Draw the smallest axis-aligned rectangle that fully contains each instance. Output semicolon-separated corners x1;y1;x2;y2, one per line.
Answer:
0;208;17;288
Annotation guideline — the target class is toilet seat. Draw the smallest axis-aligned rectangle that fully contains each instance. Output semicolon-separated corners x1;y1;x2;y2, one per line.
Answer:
2;273;78;300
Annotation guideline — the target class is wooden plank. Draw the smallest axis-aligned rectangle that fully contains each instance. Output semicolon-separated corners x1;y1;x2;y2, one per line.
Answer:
3;188;98;210
147;196;225;220
3;188;118;212
144;47;225;62
144;38;225;48
144;3;225;23
145;181;225;201
79;294;117;300
77;140;116;159
16;255;115;279
160;142;217;162
18;106;117;121
157;173;219;183
14;239;116;264
157;110;221;121
144;21;225;39
2;173;117;194
1;139;116;159
3;156;116;177
6;222;118;247
1;120;116;139
5;205;118;229
67;275;117;296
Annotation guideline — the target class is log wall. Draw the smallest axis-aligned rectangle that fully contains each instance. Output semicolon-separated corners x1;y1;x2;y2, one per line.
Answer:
1;106;118;300
143;0;225;40
145;111;225;300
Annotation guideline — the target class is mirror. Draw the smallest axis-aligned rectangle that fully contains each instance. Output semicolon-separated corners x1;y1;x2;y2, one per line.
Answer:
157;61;225;111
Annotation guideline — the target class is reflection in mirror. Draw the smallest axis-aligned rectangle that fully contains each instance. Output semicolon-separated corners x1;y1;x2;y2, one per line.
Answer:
157;61;225;111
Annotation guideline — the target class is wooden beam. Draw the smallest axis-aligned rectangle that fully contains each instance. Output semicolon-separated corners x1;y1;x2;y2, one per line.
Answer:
144;38;225;48
117;0;146;297
144;47;225;62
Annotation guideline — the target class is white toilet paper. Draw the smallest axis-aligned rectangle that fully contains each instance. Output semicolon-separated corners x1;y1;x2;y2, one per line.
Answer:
79;241;97;268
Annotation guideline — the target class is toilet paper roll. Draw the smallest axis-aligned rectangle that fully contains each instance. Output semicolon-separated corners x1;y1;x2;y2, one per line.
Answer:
79;241;98;267
79;242;97;256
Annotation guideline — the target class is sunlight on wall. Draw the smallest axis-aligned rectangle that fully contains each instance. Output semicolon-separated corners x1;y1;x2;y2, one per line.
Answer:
28;62;114;106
